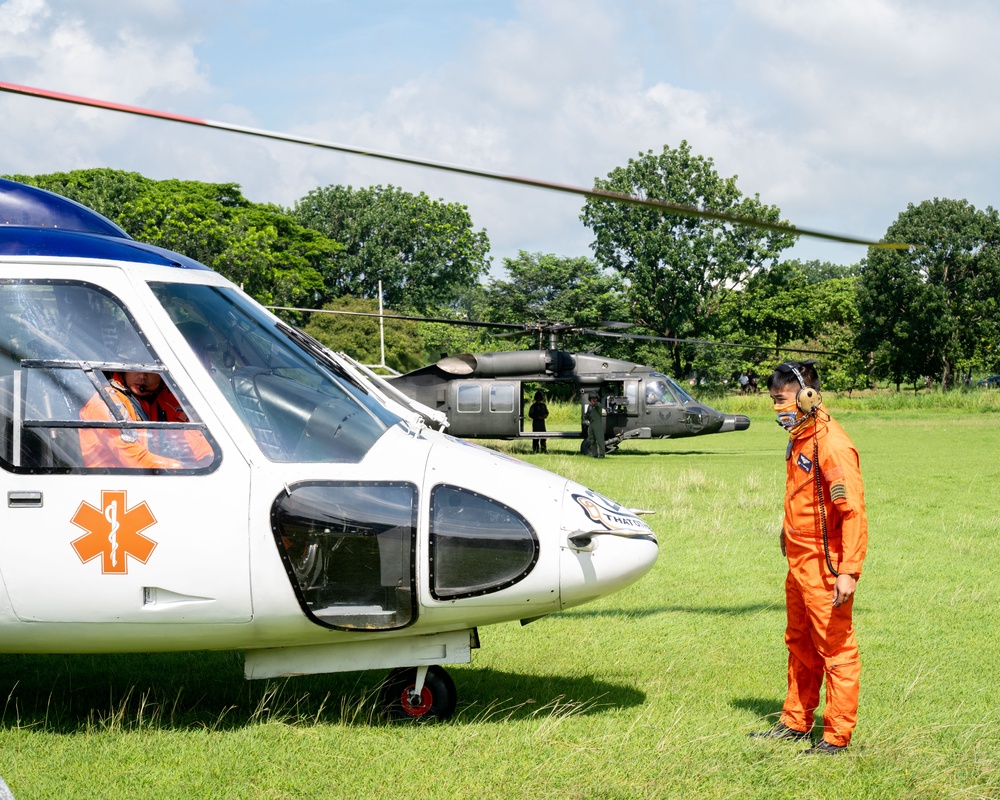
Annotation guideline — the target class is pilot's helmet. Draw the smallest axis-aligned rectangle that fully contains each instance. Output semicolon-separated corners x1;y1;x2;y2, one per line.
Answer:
534;391;544;401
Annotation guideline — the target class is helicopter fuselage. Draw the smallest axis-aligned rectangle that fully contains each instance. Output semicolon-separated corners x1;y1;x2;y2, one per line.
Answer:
0;179;658;717
389;350;751;451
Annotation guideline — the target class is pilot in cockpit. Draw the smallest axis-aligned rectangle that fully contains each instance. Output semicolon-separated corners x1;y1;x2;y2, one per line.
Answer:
78;369;212;469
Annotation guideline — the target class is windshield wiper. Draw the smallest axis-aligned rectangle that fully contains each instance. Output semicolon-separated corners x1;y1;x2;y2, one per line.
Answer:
275;322;369;395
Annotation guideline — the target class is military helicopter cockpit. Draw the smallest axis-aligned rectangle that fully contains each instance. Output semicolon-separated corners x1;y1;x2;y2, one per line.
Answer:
0;178;658;720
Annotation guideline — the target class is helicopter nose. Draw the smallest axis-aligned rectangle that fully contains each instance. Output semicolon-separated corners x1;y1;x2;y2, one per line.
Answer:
720;414;751;432
558;485;659;610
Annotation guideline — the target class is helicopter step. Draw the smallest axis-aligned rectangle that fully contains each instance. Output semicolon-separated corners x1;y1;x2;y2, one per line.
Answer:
516;431;584;439
243;629;476;680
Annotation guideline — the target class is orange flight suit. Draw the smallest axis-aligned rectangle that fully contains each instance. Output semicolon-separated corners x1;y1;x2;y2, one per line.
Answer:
79;382;184;470
132;381;214;464
780;409;867;747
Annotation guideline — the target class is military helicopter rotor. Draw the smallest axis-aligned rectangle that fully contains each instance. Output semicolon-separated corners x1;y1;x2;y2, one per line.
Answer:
269;305;843;357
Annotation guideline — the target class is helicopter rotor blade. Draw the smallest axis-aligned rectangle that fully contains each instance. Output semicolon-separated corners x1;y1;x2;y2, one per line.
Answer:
575;327;843;357
269;306;842;357
0;81;911;250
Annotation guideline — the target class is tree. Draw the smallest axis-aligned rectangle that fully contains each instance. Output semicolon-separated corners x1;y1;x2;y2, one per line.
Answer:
302;297;425;373
9;169;342;309
857;198;1000;390
580;141;796;376
291;184;491;314
481;251;629;352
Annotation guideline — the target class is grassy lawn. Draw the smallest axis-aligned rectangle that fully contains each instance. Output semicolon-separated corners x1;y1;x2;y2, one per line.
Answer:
2;397;999;798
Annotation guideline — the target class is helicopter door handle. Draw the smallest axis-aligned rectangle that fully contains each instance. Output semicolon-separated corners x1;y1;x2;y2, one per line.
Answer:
8;491;43;509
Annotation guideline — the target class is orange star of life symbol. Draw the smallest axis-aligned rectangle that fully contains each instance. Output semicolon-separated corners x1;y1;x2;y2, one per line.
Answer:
70;490;158;574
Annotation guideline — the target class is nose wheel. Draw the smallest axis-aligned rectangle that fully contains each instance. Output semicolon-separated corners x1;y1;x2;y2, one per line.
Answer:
381;665;457;722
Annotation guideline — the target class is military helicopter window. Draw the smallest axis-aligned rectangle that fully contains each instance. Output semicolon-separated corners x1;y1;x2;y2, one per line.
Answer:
456;383;482;413
429;485;538;600
489;383;516;414
665;377;695;404
625;381;638;411
149;283;401;463
271;481;416;631
644;378;676;407
0;281;216;473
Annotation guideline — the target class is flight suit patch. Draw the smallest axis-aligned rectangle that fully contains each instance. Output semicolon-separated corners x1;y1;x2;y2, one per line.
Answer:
826;465;847;501
796;453;813;474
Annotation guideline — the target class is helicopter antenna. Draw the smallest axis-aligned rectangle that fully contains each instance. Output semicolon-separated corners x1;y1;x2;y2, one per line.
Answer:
0;80;912;250
377;280;390;373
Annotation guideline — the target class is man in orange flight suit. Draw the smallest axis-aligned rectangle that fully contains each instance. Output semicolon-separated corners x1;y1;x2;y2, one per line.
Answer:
120;371;213;464
79;372;211;468
752;360;868;755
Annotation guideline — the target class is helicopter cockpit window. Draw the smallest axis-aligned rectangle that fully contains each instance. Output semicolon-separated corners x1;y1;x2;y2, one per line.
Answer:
644;379;675;407
271;482;416;631
149;283;401;463
429;485;539;600
665;377;695;404
0;281;217;473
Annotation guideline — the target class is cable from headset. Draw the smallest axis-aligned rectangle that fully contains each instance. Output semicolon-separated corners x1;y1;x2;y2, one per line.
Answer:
813;424;839;578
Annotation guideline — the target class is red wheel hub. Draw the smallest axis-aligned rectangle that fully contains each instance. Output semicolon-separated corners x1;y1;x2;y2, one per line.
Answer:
399;686;433;716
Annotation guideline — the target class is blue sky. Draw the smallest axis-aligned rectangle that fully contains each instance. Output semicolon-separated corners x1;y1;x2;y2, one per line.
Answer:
2;0;998;276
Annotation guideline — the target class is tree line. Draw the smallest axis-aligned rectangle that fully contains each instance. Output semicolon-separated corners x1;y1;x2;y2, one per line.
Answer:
9;151;1000;391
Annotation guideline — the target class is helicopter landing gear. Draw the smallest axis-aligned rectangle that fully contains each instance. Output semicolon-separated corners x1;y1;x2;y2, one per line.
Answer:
381;665;457;722
580;439;614;456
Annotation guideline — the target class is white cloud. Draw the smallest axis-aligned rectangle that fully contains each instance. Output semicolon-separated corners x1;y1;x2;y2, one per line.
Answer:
2;0;998;271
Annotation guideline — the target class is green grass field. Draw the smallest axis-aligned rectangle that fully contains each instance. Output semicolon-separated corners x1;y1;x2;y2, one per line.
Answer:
2;396;999;798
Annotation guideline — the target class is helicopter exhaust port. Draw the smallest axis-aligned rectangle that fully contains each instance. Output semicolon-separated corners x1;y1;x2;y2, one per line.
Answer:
720;414;751;433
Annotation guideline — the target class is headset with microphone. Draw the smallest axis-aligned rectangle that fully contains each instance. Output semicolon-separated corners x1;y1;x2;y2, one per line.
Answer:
779;360;822;414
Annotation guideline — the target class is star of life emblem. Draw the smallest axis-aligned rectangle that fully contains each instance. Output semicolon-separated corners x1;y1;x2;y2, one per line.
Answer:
70;490;158;574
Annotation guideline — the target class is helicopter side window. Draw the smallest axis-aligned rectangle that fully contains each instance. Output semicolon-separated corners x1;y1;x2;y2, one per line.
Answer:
456;384;482;413
489;384;516;413
0;281;217;473
429;485;539;600
271;482;416;631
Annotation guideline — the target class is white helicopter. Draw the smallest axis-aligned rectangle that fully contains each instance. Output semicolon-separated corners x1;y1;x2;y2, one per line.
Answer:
0;177;658;721
0;81;905;722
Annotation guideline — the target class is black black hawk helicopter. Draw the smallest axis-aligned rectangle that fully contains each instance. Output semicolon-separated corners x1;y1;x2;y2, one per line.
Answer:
310;313;757;454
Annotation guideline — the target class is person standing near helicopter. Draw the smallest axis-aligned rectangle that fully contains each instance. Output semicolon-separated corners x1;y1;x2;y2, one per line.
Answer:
528;390;549;453
752;360;868;755
585;393;606;458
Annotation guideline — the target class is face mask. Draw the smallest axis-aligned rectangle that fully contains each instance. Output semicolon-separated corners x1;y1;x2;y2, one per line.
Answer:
774;399;801;432
775;398;818;436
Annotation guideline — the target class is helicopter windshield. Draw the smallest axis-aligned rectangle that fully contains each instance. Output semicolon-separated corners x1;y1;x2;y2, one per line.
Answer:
664;377;695;404
149;283;401;463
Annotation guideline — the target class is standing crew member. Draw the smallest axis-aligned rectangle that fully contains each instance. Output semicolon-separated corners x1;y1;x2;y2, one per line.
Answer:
528;391;549;453
585;393;605;458
752;360;868;755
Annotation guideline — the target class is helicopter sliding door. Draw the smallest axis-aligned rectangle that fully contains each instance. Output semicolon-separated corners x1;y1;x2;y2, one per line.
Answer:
0;278;252;626
445;381;520;438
